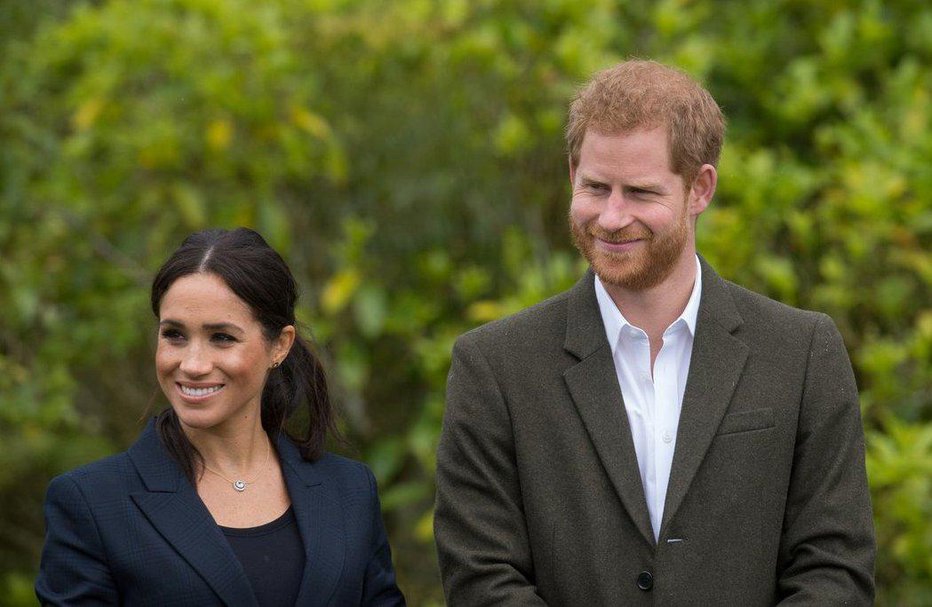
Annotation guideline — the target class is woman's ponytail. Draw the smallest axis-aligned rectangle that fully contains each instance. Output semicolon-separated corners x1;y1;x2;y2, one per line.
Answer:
262;333;336;460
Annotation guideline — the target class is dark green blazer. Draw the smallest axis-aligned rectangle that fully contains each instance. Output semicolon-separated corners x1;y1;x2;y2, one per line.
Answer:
435;259;874;606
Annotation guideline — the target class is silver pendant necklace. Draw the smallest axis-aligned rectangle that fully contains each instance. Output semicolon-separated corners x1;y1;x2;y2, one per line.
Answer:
202;439;271;492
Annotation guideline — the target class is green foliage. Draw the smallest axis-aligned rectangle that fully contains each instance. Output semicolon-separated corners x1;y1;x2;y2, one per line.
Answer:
2;0;930;604
868;419;932;605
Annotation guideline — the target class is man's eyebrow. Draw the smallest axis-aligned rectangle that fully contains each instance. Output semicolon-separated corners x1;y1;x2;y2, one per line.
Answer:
625;182;665;192
575;174;668;193
577;173;607;184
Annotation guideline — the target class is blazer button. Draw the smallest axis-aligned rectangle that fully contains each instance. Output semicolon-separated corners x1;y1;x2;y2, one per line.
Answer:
637;571;654;591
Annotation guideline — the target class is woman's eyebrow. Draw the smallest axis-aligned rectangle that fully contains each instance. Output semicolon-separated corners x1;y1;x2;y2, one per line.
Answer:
202;322;245;335
158;319;245;335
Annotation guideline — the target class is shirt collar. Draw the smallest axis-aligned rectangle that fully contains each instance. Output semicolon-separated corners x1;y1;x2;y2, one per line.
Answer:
595;256;703;354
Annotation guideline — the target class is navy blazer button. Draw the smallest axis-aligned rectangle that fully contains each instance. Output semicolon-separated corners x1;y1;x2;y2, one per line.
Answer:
637;571;654;591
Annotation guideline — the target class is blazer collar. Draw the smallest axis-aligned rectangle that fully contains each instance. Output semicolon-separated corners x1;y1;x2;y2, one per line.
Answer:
694;255;742;333
277;436;345;607
563;270;656;546
127;418;185;492
128;420;257;607
563;259;748;545
128;420;345;607
564;269;608;360
660;257;748;537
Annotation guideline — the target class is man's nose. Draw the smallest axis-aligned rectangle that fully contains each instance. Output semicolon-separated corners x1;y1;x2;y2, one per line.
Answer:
597;190;636;231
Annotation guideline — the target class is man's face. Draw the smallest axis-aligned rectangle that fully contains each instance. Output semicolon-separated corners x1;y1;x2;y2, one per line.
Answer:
569;127;697;292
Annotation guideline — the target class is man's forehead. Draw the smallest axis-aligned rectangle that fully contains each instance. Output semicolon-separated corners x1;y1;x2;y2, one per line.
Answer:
576;128;674;170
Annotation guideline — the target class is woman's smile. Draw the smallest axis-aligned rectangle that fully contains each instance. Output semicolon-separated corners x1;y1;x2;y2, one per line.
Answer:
176;383;225;401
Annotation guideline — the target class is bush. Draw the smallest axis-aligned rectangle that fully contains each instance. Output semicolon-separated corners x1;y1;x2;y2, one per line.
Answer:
2;0;929;603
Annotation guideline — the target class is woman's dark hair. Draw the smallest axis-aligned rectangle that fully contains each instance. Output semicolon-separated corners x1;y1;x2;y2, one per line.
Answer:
150;227;336;481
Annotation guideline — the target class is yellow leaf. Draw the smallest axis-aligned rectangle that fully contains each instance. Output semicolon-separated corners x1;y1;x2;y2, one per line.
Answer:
467;300;504;323
73;98;105;131
321;269;361;315
414;509;434;543
291;106;332;139
917;311;932;338
206;119;233;151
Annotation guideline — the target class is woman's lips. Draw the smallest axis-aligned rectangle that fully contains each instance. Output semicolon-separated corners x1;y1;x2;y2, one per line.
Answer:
176;383;225;402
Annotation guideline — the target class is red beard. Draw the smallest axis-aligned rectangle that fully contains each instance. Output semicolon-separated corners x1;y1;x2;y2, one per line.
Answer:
570;209;689;291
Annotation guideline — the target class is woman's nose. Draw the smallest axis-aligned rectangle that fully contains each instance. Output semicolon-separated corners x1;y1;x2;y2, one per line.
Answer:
179;343;212;376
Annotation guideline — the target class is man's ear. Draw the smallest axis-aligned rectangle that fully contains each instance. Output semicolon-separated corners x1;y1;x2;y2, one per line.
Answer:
688;164;717;217
568;157;576;186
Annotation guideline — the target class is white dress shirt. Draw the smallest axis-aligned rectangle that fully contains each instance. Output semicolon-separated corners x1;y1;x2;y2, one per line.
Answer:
594;256;702;541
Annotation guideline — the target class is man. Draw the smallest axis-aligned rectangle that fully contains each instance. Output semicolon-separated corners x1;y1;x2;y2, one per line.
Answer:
434;60;874;605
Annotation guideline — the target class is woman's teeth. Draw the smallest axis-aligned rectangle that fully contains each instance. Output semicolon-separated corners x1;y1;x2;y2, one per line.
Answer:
180;385;223;397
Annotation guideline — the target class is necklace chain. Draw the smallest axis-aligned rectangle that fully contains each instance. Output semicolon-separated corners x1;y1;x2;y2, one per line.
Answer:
202;439;271;492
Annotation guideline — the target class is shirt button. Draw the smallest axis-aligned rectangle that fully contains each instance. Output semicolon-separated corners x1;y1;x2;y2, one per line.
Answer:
662;431;673;443
637;570;654;591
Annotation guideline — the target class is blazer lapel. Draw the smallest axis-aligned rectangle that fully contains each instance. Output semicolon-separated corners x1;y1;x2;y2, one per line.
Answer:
563;271;656;547
278;437;345;607
660;259;748;537
127;421;258;607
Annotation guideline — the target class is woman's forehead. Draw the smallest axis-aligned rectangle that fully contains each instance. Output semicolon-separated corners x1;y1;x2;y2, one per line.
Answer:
159;273;253;322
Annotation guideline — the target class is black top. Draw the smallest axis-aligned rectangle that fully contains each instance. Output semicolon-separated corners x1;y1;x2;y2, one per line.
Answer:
221;507;305;607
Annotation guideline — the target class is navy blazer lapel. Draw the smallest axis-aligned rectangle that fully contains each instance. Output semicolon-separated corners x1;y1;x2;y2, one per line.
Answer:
660;259;748;537
278;437;345;607
563;271;655;547
127;421;258;607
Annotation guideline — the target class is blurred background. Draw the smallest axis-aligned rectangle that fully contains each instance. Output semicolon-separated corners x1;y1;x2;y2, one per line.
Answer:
1;0;929;604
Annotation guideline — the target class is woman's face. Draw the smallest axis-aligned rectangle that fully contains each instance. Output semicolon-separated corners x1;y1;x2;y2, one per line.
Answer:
156;272;293;436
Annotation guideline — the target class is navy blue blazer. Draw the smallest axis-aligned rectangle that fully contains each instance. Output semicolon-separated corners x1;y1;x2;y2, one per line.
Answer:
36;420;405;606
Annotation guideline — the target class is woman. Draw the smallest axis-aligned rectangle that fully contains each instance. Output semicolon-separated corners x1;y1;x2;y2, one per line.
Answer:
36;228;405;606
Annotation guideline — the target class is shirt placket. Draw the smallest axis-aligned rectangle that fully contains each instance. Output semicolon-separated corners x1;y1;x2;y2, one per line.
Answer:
653;329;679;530
635;330;660;536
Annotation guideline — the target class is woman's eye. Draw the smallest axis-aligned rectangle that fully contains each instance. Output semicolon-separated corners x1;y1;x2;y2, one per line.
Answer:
212;333;237;344
160;329;184;341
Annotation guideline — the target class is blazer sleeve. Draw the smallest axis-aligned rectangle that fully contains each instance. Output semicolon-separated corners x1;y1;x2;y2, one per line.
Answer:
35;474;119;606
361;467;406;606
776;313;876;604
434;335;548;607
